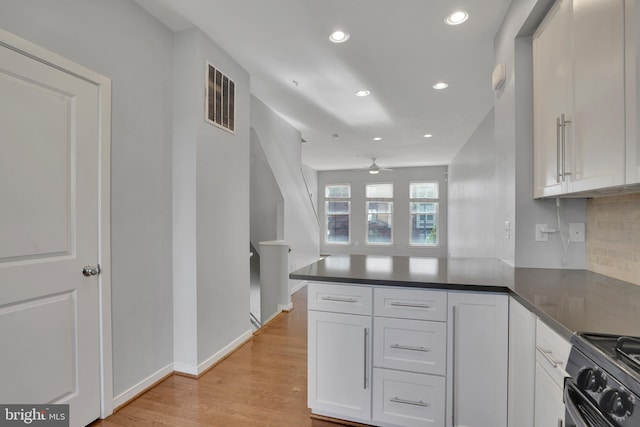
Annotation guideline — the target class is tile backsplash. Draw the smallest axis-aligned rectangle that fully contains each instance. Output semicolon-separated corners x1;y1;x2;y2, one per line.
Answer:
586;193;640;285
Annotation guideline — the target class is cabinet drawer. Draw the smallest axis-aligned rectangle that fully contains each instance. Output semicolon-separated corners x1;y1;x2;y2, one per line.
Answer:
373;317;446;375
374;288;446;321
308;282;372;315
373;368;445;427
535;318;570;387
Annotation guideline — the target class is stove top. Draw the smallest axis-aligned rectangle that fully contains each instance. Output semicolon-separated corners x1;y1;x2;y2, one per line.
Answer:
572;333;640;397
568;333;640;426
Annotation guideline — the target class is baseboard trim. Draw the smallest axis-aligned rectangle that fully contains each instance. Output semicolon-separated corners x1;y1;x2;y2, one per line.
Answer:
195;328;253;376
278;302;293;312
290;280;307;295
112;363;174;410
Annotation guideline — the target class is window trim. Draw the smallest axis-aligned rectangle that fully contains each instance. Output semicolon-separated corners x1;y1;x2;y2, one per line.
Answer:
409;181;440;247
365;182;394;246
324;184;351;245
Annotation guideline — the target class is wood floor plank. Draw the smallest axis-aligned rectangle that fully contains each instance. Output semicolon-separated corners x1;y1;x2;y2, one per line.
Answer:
90;286;353;426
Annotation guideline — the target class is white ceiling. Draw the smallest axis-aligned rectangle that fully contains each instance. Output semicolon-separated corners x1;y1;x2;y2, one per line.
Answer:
135;0;511;171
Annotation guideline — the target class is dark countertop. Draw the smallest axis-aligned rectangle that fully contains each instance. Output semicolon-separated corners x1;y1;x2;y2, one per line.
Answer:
290;254;640;340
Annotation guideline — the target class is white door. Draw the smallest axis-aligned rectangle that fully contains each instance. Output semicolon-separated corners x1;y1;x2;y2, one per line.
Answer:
0;40;101;426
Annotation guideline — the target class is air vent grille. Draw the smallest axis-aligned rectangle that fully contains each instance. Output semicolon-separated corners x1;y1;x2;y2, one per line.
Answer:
206;62;235;133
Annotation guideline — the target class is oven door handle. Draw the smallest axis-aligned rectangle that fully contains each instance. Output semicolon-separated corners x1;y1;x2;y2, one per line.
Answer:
564;378;615;427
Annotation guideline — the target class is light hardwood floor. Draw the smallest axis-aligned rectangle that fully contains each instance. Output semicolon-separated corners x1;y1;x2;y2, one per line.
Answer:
90;286;343;427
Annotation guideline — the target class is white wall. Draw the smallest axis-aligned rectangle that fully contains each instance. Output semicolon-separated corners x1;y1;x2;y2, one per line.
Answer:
0;0;175;396
448;0;587;268
173;28;252;369
318;167;448;257
448;109;497;258
494;0;586;268
250;130;284;247
250;96;320;290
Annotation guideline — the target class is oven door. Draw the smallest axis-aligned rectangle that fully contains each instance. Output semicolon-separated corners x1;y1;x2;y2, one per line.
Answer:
564;378;616;427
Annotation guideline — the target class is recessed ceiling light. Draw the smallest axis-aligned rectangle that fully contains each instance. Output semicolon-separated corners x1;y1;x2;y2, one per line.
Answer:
355;90;371;97
424;134;433;138
329;30;350;43
373;137;382;141
446;10;469;25
432;82;449;90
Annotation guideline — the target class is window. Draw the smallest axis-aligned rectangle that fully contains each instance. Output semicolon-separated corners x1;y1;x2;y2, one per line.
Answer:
325;184;350;244
410;182;439;246
366;183;393;245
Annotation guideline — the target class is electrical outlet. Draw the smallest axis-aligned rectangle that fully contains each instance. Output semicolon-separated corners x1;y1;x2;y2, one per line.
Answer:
535;224;548;242
569;223;585;242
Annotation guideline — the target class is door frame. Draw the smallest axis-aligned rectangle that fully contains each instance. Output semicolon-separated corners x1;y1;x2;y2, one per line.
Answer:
0;29;114;418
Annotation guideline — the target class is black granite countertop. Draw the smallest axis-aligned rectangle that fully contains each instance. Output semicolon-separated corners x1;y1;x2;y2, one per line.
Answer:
290;254;640;340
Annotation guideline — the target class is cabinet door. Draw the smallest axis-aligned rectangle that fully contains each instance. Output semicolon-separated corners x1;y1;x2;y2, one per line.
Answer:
507;298;536;427
308;311;372;420
534;358;565;427
533;0;572;198
373;368;445;427
569;0;625;193
447;292;508;427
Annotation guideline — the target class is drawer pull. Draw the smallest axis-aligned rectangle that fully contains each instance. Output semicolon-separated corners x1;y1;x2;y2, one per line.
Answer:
321;296;357;303
389;301;431;309
390;397;430;407
537;346;562;368
390;344;431;352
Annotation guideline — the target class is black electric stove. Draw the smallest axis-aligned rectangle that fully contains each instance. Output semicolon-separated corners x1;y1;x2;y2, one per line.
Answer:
566;333;640;426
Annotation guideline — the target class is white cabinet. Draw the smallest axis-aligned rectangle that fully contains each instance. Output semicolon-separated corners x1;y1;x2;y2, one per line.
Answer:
308;283;509;427
533;0;625;198
372;368;445;427
447;292;509;427
534;356;565;427
307;283;372;421
372;288;447;427
533;318;570;427
533;0;572;198
508;298;536;427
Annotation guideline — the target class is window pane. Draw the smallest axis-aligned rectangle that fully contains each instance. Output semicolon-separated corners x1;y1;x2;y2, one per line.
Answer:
325;184;350;198
410;202;438;245
410;182;438;199
327;201;349;214
367;201;392;244
366;183;393;198
326;201;349;243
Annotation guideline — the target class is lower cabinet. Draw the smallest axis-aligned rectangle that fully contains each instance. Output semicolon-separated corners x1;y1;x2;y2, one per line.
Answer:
447;292;509;427
307;309;372;421
308;282;509;427
534;357;565;427
373;368;445;427
534;318;570;427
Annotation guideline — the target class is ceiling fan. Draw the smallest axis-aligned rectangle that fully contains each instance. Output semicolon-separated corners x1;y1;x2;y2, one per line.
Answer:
357;158;393;174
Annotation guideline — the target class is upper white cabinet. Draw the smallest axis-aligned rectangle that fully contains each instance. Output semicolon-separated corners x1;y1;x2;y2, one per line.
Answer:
446;292;509;427
533;0;626;198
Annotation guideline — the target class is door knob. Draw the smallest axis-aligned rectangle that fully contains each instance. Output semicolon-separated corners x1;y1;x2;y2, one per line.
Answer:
82;264;101;277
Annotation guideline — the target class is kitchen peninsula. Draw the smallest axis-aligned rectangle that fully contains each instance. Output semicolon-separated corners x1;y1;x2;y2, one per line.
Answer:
290;255;640;427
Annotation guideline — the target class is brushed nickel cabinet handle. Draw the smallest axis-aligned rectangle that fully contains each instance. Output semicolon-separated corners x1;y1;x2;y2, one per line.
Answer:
390;396;430;407
390;344;431;352
390;301;431;309
321;296;357;303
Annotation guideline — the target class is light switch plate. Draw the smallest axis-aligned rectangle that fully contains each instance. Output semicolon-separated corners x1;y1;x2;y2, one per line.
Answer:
535;224;548;242
569;223;585;242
